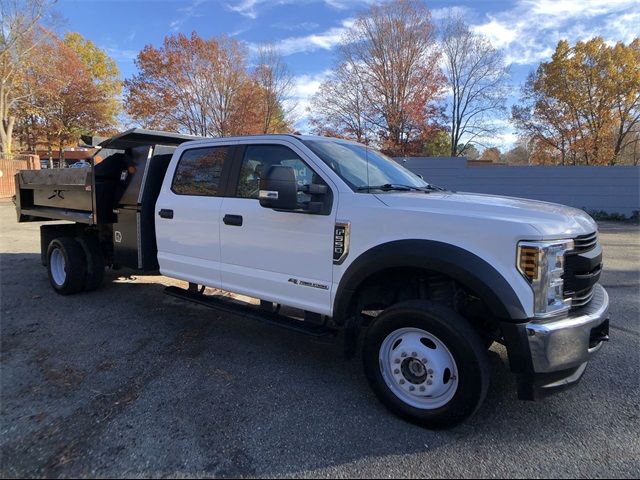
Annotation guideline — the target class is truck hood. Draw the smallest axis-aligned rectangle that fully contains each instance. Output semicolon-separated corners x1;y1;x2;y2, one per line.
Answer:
374;191;597;238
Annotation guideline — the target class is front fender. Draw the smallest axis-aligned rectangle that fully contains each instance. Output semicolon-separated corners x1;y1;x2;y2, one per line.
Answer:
332;239;528;323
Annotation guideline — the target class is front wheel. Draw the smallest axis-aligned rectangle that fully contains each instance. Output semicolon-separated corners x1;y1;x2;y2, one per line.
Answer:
362;300;490;429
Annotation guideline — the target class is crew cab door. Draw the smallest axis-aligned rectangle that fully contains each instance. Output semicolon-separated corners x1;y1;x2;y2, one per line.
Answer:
155;144;234;287
219;141;337;315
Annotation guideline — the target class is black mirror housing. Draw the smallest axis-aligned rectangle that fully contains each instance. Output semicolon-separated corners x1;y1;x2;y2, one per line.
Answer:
259;165;298;210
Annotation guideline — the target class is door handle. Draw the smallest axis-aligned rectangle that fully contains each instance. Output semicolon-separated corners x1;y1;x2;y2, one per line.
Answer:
223;214;243;226
159;209;174;219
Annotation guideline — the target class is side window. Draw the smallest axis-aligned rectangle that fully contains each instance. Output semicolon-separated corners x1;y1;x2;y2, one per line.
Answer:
236;144;318;203
172;146;230;196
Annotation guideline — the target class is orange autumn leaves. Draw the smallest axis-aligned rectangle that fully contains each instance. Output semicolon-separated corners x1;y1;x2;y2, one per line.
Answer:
124;33;289;138
513;37;640;165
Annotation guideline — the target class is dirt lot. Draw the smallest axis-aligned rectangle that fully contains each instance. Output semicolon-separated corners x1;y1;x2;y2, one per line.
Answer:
1;199;639;478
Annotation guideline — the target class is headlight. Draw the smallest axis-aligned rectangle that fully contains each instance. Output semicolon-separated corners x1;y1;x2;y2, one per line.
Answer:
517;239;574;318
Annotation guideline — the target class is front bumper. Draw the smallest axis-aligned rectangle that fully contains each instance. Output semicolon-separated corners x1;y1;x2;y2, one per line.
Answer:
502;284;610;400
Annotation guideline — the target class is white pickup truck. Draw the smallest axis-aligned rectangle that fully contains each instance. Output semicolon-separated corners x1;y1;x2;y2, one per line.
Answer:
15;129;609;428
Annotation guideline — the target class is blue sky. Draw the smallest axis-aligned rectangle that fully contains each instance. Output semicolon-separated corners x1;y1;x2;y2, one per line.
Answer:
56;0;639;149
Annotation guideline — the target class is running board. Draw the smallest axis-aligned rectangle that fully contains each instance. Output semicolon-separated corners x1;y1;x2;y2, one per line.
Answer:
164;286;336;338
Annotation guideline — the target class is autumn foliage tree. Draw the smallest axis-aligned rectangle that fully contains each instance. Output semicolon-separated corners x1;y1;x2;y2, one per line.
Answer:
125;33;289;137
513;37;640;165
0;0;52;153
17;32;112;155
63;32;121;129
311;0;445;155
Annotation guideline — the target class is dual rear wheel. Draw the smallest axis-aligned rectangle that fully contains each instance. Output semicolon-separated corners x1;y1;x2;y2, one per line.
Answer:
46;236;105;295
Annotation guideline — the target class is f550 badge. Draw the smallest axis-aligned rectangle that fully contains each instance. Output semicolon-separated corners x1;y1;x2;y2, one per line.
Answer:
333;221;351;265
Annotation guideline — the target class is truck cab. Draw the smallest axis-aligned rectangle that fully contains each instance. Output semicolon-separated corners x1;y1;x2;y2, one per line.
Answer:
16;131;610;429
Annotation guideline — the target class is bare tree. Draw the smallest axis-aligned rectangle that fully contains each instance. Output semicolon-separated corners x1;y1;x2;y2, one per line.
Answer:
0;0;54;153
253;44;294;133
339;0;445;155
441;14;509;156
309;62;372;143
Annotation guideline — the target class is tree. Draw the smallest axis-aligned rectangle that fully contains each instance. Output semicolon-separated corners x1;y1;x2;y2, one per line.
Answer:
309;62;372;143
124;32;266;137
479;147;501;163
336;0;445;155
441;14;509;157
253;44;293;133
0;0;52;153
63;32;121;129
23;33;110;156
502;140;531;165
422;129;451;156
463;144;480;160
513;37;640;165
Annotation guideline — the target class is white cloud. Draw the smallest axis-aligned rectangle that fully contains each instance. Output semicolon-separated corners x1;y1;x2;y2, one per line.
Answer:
170;0;205;31
284;70;333;130
268;18;355;56
104;47;138;62
430;6;473;21
470;0;639;66
226;0;261;19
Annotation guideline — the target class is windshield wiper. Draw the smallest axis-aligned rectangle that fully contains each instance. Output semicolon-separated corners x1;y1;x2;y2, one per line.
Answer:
422;184;447;192
356;183;423;192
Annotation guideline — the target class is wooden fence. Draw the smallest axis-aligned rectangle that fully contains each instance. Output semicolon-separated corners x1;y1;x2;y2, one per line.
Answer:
0;154;40;198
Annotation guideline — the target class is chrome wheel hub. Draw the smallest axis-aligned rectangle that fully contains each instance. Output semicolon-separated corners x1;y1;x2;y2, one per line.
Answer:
379;327;459;409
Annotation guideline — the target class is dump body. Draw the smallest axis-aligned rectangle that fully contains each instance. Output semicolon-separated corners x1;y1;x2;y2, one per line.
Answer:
15;128;201;271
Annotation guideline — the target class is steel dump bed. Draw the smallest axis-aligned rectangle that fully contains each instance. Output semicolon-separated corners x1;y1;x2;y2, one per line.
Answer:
15;129;200;225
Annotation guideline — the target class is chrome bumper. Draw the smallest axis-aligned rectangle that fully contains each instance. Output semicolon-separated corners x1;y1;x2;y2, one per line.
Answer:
526;284;609;374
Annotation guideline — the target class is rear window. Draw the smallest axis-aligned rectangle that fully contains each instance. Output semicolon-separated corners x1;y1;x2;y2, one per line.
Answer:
171;146;230;196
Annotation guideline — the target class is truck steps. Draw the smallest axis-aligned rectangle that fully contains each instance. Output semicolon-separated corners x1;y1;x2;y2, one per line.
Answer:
164;286;337;338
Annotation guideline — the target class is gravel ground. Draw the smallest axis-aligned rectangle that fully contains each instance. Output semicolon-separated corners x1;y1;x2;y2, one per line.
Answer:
1;199;639;478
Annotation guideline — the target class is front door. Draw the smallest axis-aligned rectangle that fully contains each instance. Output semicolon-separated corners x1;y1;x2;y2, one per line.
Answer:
156;145;233;288
219;142;336;315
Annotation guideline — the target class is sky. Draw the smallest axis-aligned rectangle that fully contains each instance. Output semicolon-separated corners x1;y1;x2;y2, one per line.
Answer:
54;0;640;149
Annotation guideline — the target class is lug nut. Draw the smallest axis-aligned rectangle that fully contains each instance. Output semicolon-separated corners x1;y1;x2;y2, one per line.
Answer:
399;379;405;385
422;358;428;363
419;386;425;392
427;380;433;386
412;352;417;357
409;386;415;391
428;369;434;375
394;358;401;364
394;369;400;374
401;352;407;358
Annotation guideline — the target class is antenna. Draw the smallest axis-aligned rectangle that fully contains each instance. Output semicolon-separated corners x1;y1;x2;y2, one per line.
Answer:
364;131;370;191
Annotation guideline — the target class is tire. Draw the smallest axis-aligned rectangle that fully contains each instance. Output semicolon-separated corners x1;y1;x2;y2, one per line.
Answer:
362;300;490;429
47;237;87;295
77;235;105;291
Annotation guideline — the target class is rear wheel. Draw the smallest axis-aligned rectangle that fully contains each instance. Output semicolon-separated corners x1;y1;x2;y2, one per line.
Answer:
47;237;87;295
363;300;490;429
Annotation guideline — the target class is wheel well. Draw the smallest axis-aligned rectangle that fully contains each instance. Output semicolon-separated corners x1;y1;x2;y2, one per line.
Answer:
350;267;501;340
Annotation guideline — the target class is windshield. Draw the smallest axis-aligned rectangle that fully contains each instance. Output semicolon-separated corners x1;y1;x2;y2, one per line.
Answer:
303;139;430;192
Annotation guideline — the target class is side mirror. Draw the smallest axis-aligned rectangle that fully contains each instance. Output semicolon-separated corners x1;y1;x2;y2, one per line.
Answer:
259;165;298;210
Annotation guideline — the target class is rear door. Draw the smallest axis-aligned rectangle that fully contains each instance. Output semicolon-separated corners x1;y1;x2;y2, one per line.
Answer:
155;144;234;287
219;141;337;315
